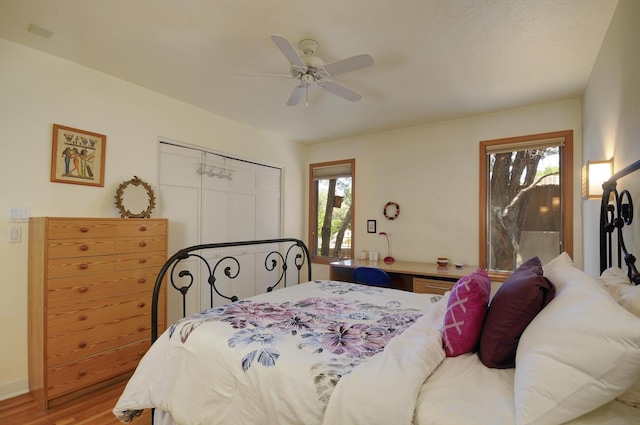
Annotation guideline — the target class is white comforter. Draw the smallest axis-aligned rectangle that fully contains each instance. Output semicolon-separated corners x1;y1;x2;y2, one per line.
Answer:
113;280;448;425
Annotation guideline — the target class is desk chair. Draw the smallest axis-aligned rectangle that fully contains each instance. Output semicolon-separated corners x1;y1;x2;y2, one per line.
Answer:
353;266;392;288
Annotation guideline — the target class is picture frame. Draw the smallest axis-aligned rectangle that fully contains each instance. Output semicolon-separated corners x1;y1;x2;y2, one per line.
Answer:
51;124;106;187
367;219;377;233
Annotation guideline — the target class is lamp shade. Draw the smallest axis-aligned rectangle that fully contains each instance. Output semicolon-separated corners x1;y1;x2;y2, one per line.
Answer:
582;159;613;200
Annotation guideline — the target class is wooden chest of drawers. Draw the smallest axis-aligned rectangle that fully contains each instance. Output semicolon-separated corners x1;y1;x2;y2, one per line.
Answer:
28;217;168;409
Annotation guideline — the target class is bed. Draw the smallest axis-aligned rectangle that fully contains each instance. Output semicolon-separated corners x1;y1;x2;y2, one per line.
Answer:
114;161;640;425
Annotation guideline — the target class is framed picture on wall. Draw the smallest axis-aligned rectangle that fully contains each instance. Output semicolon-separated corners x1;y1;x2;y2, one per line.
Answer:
51;124;106;187
367;219;376;233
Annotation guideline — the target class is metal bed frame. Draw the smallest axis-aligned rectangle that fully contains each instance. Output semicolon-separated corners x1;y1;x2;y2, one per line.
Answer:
600;159;640;284
151;238;312;342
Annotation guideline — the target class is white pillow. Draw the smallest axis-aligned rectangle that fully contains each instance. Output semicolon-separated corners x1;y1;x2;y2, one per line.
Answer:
598;266;640;408
598;266;640;317
513;253;640;425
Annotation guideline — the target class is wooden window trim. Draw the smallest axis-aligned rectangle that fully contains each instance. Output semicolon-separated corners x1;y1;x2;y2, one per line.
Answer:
479;130;573;277
308;159;355;265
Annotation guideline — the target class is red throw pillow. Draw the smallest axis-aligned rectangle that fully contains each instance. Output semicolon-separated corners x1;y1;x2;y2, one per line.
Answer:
442;268;491;357
478;257;556;368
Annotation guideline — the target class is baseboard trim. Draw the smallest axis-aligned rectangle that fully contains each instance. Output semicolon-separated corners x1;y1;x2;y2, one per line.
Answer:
0;378;28;401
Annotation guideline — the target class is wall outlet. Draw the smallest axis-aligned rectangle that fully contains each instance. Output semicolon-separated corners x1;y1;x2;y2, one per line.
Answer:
8;226;21;243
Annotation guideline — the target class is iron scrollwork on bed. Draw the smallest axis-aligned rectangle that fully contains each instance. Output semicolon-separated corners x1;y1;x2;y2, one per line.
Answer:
151;238;312;342
600;159;640;285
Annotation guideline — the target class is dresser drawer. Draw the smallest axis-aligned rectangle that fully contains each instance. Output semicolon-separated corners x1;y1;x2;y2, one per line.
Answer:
413;277;454;295
115;236;166;254
47;270;160;306
47;313;152;366
47;296;152;336
114;251;167;271
47;340;150;399
47;239;115;259
116;220;166;237
47;220;115;239
47;256;114;279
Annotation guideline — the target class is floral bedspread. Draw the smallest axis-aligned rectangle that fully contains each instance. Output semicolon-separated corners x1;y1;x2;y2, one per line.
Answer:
113;280;446;425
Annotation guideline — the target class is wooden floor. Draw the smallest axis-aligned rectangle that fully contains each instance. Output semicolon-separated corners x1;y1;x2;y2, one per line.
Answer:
0;380;151;425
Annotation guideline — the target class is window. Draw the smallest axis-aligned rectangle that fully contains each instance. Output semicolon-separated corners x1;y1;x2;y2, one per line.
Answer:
308;159;355;264
479;131;573;275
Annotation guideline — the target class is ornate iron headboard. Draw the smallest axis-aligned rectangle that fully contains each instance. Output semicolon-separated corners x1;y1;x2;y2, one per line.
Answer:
151;238;312;342
600;159;640;285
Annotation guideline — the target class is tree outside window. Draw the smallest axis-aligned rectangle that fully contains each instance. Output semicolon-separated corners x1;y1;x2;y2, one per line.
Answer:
309;159;355;264
480;131;573;274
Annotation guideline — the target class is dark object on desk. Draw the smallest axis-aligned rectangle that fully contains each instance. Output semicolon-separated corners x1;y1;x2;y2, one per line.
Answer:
353;266;392;288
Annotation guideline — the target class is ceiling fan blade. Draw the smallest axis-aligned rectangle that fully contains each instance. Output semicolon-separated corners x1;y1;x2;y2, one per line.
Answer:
321;54;374;77
271;34;307;70
236;72;293;79
287;85;306;106
320;81;362;102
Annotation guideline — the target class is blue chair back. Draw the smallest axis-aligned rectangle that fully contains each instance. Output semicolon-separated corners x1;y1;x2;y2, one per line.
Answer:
353;267;392;288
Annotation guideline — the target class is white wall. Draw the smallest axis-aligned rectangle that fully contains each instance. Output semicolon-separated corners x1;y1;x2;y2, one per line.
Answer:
0;38;307;399
308;99;583;280
582;0;640;277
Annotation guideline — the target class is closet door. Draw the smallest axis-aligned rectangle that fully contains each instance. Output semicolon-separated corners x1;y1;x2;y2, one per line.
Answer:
158;143;201;323
159;142;283;314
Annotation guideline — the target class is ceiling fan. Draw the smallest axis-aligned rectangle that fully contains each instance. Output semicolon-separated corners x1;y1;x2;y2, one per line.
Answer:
247;35;374;106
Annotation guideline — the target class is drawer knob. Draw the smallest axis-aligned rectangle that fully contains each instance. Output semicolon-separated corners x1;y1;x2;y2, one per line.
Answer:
138;258;147;264
138;325;146;332
78;370;88;377
79;263;88;270
79;286;88;293
80;227;89;233
79;244;89;251
138;277;146;284
79;314;88;321
138;241;147;247
139;226;147;232
138;301;146;308
78;341;87;348
138;351;146;358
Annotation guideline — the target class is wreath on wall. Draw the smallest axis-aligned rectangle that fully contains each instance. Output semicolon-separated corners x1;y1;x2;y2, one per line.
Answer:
383;202;400;220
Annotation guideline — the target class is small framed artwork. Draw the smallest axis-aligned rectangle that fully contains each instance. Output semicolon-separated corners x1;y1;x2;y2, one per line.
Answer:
367;219;377;233
51;124;106;187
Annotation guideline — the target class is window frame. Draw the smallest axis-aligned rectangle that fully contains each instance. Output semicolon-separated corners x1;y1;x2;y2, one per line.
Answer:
308;159;355;265
479;130;573;279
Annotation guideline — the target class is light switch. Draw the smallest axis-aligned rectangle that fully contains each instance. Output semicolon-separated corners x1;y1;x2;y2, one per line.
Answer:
8;226;21;243
8;207;30;223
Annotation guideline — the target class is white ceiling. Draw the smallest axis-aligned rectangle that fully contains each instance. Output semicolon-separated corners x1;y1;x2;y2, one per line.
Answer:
0;0;618;144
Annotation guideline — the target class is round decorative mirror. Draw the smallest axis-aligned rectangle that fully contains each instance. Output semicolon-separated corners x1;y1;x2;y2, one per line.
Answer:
114;176;156;218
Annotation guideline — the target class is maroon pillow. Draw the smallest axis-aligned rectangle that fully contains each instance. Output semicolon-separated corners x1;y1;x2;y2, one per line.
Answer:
478;257;556;369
